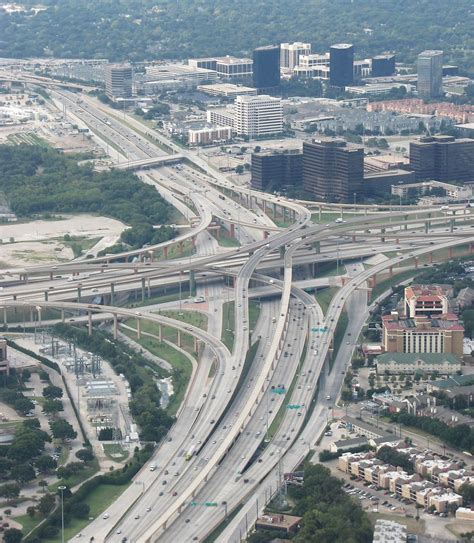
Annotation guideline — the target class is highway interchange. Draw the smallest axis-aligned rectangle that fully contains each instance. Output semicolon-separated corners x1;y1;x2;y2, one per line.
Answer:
2;73;474;542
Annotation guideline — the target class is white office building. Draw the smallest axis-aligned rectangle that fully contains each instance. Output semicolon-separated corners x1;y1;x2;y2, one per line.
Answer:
280;42;311;73
293;53;330;80
105;64;133;100
234;95;283;138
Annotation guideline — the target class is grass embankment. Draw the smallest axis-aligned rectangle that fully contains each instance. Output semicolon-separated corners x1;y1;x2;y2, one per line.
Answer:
61;236;101;258
311;212;360;224
125;287;191;309
315;287;338;315
210;229;240;248
45;483;130;542
371;269;419;300
330;311;349;368
222;301;235;351
313;262;341;279
103;443;129;462
49;458;100;492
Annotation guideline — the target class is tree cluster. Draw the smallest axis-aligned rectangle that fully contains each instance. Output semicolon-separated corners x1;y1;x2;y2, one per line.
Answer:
0;145;175;251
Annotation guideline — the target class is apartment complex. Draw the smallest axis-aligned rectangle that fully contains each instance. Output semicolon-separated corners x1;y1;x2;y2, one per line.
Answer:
409;135;474;184
417;50;443;99
338;449;464;513
234;95;283;137
250;150;303;191
302;138;364;202
188;126;233;146
280;42;311;73
404;285;450;318
330;43;354;87
382;313;464;356
104;63;133;100
253;45;280;90
375;352;462;376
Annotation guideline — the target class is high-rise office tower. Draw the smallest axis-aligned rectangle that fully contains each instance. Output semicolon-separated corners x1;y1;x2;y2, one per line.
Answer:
302;138;363;202
371;54;396;77
409;136;474;183
104;63;133;100
417;50;443;99
251;150;303;191
329;43;354;87
234;95;283;137
252;45;280;90
280;42;311;72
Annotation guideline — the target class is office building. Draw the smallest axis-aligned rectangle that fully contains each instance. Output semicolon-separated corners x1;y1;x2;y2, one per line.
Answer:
409;135;474;183
329;43;354;87
251;150;303;191
188;56;253;80
293;53;330;80
417;50;443;99
382;313;464;356
197;83;257;98
302;138;363;202
234;95;283;137
371;54;396;77
104;63;133;100
404;285;450;318
353;59;372;80
253;45;280;90
280;42;311;73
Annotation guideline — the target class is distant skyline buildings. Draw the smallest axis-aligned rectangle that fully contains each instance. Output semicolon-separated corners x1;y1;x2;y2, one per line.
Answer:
329;43;354;87
417;50;443;99
280;42;311;73
104;63;133;100
252;45;281;90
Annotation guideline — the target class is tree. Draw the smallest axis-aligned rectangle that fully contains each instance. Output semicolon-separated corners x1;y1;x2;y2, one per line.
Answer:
43;398;64;416
38;480;48;493
73;502;90;519
10;464;36;484
3;528;23;543
26;506;36;518
37;493;56;516
35;455;58;473
49;419;77;442
76;449;94;463
0;483;21;501
14;397;34;416
22;369;31;382
235;165;244;174
42;385;63;399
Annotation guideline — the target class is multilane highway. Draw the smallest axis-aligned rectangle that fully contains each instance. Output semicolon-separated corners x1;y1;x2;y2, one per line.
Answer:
2;74;474;542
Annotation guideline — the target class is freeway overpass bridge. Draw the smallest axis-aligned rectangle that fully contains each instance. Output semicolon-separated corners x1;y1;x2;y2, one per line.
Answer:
113;155;184;171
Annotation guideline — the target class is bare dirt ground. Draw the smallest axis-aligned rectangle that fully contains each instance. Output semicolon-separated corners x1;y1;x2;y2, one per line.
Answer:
0;214;125;267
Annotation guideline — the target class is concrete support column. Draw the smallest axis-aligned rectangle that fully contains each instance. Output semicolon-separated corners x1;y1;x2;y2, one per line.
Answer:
381;228;386;243
163;246;168;259
3;308;7;329
389;266;393;277
449;248;453;258
44;291;48;302
158;324;162;342
263;230;269;239
189;270;196;296
77;287;82;303
110;283;115;305
352;235;356;242
113;314;118;339
177;330;182;348
88;311;92;336
193;337;199;353
415;257;419;269
192;236;196;248
404;215;408;230
230;223;235;238
314;240;321;254
61;310;65;323
137;319;141;339
141;277;146;302
147;278;151;298
367;288;372;303
279;246;285;258
450;219;455;233
425;221;430;234
470;243;474;254
24;274;29;284
49;272;53;280
272;203;277;217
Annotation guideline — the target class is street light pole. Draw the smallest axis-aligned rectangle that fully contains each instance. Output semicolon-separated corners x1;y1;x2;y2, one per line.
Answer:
58;485;66;543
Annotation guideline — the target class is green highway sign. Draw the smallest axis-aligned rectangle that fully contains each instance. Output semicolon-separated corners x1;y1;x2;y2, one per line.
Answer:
287;404;301;410
311;327;327;332
271;388;285;394
191;501;218;507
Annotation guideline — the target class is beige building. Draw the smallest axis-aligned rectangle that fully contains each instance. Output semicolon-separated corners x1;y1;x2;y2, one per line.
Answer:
0;339;9;375
375;353;462;376
404;284;450;318
382;313;464;356
197;83;257;98
188;126;233;146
